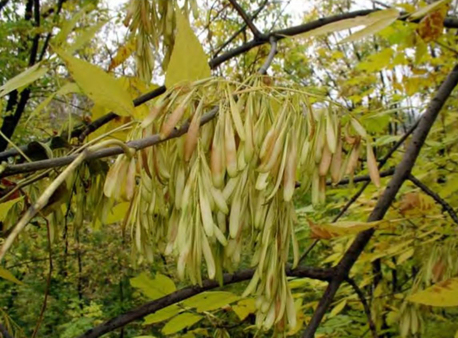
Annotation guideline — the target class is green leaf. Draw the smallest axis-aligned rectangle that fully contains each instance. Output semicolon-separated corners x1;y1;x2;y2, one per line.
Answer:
340;9;399;44
165;9;211;88
104;202;130;225
161;313;203;335
0;266;22;285
143;305;181;325
54;47;135;116
0;63;48;97
408;278;458;307
0;197;23;222
329;300;347;318
130;272;176;300
182;291;240;312
408;0;451;21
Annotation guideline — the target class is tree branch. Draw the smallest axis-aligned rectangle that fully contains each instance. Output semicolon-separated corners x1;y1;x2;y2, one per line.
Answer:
301;64;458;338
228;0;263;38
0;0;41;152
407;174;458;225
346;278;377;338
0;107;219;178
213;0;268;57
78;265;333;338
0;0;9;12
2;10;457;159
258;36;277;74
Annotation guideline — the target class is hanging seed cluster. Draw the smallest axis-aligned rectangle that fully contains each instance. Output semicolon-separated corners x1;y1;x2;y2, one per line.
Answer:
103;78;380;331
123;0;199;82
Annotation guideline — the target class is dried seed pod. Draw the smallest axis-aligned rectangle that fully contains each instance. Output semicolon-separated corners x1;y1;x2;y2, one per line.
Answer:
366;141;380;187
160;105;186;139
211;117;225;188
224;112;238;177
184;100;204;161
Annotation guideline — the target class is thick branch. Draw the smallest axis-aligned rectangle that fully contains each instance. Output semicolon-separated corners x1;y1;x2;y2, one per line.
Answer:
408;174;458;225
0;108;219;178
346;278;377;338
301;64;458;338
78;266;333;338
228;0;263;38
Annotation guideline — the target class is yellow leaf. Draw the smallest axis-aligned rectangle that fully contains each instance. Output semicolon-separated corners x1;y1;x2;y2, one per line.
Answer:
309;219;379;239
109;38;137;71
329;300;347;318
54;47;135;116
161;313;203;335
130;272;176;300
0;197;23;222
408;278;458;307
183;291;240;312
143;305;181;325
104;202;130;225
0;63;48;97
232;299;256;321
295;9;398;41
0;266;22;285
408;0;451;21
340;9;399;44
397;248;414;265
165;9;211;87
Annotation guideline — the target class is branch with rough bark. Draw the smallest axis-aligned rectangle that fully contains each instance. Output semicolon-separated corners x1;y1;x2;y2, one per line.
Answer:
301;64;458;338
78;266;333;338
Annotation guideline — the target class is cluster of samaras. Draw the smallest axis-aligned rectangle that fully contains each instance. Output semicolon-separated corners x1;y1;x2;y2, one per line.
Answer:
102;78;379;331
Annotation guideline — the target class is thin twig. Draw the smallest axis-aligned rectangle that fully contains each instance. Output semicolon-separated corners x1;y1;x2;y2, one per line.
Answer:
31;216;53;338
258;36;277;74
213;0;268;57
0;322;13;338
228;0;263;38
346;278;378;338
408;174;458;225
